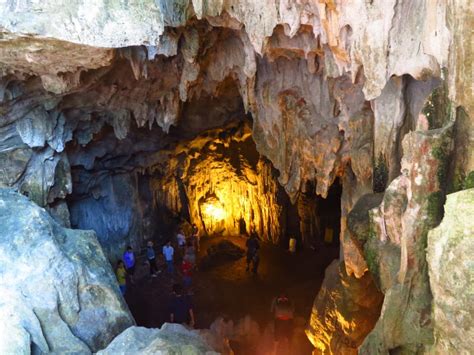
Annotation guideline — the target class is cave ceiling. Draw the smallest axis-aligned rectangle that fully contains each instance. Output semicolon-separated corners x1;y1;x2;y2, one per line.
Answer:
0;0;473;279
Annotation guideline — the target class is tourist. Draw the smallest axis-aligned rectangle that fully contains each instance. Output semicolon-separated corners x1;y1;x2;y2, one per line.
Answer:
271;292;294;353
146;241;159;277
191;223;200;251
162;240;175;274
115;260;127;296
245;233;260;274
177;229;186;256
122;246;136;284
184;239;197;268
169;283;195;327
176;229;186;252
181;255;193;289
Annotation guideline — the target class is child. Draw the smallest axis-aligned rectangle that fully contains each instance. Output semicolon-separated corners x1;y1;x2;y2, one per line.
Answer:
116;260;127;296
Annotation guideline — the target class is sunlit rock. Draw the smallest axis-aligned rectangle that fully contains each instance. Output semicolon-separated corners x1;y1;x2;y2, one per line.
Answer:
361;123;454;353
427;188;474;354
0;189;134;353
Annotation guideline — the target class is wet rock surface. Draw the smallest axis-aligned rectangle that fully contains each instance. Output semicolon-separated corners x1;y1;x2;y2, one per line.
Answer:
0;188;134;353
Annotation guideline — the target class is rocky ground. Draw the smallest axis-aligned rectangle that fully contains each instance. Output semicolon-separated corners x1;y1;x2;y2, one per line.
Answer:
124;235;339;354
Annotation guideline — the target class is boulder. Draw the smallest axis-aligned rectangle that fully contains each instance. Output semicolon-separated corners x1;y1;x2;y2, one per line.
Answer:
427;188;474;354
97;324;221;354
0;188;134;354
305;260;383;354
199;240;245;270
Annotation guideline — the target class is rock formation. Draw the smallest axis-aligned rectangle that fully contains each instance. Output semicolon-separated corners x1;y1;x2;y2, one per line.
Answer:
0;188;134;353
0;0;473;353
427;188;474;354
97;324;228;354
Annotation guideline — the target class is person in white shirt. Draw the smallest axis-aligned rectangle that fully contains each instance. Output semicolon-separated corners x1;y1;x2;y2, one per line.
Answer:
177;230;186;251
163;241;175;274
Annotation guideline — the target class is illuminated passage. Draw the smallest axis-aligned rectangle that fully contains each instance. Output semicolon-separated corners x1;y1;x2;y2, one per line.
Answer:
151;122;285;242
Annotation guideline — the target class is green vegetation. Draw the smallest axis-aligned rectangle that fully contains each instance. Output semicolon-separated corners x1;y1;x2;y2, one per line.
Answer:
464;171;474;189
422;83;454;129
427;191;444;228
373;153;388;193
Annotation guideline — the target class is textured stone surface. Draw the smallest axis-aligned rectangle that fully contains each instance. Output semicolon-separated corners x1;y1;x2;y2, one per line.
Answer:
0;188;134;353
360;123;454;353
427;188;474;354
97;324;224;354
306;260;383;354
0;1;472;354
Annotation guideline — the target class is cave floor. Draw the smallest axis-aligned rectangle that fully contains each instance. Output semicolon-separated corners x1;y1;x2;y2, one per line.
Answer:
125;235;338;354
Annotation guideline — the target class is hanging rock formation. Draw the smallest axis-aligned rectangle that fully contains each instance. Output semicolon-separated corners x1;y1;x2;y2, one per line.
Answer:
0;1;473;353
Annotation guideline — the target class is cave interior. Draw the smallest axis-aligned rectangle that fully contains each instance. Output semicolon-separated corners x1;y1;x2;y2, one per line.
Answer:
1;5;471;353
62;65;342;262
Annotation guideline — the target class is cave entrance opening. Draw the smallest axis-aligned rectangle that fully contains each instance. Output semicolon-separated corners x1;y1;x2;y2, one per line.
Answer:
64;74;342;353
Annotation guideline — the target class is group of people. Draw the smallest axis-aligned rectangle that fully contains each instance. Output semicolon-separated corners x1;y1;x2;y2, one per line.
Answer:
115;227;295;351
115;225;201;324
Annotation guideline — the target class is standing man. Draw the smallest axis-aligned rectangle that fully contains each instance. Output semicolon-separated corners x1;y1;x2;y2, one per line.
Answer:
190;224;200;251
245;233;260;274
122;246;136;284
147;241;159;277
162;240;175;274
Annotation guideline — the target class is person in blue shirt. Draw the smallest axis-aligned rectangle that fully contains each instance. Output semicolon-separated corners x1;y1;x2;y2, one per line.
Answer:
147;241;159;277
162;240;175;274
122;246;136;284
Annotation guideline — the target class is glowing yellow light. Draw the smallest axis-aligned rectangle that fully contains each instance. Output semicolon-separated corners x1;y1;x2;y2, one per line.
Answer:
203;202;226;221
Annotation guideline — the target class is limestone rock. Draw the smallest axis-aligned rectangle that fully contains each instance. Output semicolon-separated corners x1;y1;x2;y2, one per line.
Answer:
427;188;474;354
360;123;455;353
0;188;134;353
0;2;472;354
306;260;383;354
97;324;220;354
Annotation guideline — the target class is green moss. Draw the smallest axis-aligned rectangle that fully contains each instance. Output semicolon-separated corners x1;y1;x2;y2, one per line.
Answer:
363;217;381;285
373;153;388;193
422;83;454;129
464;171;474;189
431;139;451;189
427;191;444;228
20;183;46;207
365;245;379;275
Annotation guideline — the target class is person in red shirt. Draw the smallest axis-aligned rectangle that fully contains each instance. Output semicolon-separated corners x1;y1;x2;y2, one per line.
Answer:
181;256;193;289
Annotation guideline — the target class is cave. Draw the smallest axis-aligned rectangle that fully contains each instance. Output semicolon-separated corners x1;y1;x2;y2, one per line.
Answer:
63;71;341;262
0;2;473;355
